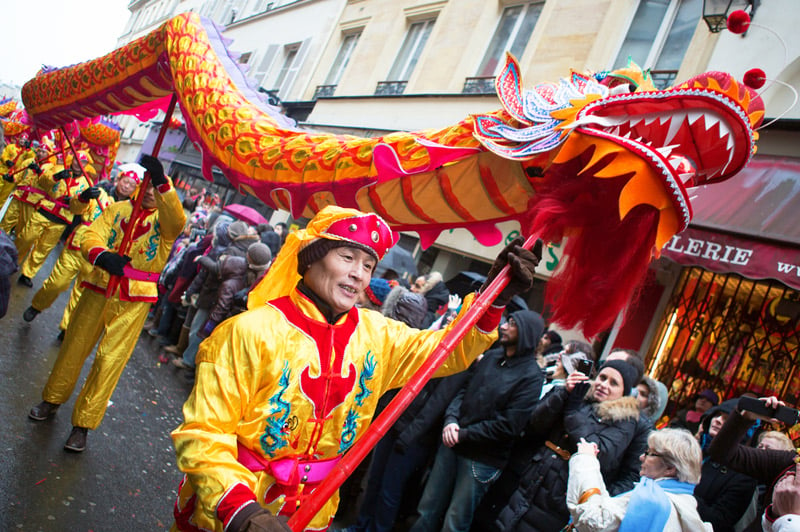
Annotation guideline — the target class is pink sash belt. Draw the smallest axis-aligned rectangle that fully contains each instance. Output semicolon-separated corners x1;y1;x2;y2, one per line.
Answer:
122;264;160;282
236;442;340;486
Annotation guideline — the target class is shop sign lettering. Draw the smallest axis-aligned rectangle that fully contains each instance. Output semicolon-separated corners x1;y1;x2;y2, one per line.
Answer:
665;235;753;266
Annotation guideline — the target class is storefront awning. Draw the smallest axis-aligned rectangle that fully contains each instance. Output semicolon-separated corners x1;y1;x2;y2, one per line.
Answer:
689;156;800;246
661;156;800;290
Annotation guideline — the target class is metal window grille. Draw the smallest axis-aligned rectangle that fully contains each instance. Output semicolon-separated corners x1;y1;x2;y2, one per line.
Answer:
647;267;800;414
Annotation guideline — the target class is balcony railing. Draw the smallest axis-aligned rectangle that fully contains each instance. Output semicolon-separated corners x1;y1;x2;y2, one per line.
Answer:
462;77;495;95
374;80;407;96
314;85;337;99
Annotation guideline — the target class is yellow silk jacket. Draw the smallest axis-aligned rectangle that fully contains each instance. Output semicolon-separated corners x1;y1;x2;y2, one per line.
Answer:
81;183;185;302
65;188;119;252
172;289;501;531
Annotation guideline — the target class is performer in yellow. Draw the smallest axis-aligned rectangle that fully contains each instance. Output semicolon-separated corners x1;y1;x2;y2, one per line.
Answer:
0;140;54;235
28;155;186;452
15;150;94;286
22;170;141;329
170;205;541;532
0;137;36;205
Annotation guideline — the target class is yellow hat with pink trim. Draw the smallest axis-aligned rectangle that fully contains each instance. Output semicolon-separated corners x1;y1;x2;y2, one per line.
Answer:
247;206;396;309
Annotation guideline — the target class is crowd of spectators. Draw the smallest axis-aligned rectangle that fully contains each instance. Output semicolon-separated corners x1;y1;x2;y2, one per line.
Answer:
5;161;800;531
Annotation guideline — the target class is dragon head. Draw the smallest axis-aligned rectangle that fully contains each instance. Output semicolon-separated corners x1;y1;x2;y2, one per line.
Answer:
474;54;764;335
475;54;764;251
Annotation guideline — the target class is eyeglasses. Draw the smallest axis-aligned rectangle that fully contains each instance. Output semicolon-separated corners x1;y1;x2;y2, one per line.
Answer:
643;449;662;458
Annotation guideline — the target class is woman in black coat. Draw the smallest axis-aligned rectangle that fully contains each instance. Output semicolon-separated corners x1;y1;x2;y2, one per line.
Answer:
473;360;650;532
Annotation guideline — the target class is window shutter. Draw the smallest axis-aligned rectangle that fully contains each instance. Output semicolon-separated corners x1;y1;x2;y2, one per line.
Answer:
278;39;311;100
253;44;280;89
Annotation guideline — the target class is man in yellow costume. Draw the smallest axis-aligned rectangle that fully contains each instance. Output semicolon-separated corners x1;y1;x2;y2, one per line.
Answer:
0;140;54;235
170;205;541;532
21;169;141;332
0;136;37;206
28;155;186;452
15;150;95;287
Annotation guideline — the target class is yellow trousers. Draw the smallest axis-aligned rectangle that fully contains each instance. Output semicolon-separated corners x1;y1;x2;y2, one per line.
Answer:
2;200;37;235
42;289;150;429
0;180;15;206
31;245;92;321
16;210;67;278
60;267;90;331
0;198;22;233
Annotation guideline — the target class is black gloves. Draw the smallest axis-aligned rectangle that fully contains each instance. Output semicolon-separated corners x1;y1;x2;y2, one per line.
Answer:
482;236;543;307
94;251;131;276
28;162;41;175
53;168;72;181
139;154;166;187
3;173;13;183
228;503;292;532
567;382;592;410
79;186;102;202
4;159;13;167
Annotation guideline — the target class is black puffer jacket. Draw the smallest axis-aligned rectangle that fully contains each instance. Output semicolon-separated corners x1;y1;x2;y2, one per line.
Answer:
476;385;644;532
207;256;249;324
446;309;544;469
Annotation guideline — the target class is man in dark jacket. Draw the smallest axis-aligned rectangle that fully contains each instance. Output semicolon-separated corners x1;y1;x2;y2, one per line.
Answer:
410;309;545;532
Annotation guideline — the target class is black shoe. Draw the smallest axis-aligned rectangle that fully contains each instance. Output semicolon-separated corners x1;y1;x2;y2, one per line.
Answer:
17;275;32;287
23;306;40;322
57;329;65;342
29;401;60;421
182;369;196;384
64;426;88;452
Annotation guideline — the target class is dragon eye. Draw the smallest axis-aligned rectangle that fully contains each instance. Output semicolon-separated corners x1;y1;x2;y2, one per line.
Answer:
609;83;636;96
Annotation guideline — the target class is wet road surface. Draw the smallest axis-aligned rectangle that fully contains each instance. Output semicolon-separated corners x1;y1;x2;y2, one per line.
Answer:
0;251;194;531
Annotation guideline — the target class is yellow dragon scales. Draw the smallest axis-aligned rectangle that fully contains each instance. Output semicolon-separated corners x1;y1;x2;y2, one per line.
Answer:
21;13;764;336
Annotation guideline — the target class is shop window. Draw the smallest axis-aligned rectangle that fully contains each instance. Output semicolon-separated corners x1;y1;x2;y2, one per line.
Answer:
647;267;800;418
613;0;702;89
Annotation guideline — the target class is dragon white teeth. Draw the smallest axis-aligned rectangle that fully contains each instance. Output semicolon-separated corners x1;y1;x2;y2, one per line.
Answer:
656;146;674;158
664;116;683;145
704;115;719;132
687;111;704;125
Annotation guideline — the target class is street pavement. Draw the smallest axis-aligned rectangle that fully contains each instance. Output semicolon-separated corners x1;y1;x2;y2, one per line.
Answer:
0;250;195;531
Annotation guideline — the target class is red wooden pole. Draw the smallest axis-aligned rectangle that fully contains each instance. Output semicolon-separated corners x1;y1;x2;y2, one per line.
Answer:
288;235;540;531
7;147;68;177
105;93;178;298
59;127;91;184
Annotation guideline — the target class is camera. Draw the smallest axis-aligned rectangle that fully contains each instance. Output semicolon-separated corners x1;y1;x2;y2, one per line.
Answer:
738;396;800;426
575;358;594;377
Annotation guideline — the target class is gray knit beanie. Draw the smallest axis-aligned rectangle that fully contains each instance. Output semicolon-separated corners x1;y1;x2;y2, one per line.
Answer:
246;242;272;271
228;221;251;241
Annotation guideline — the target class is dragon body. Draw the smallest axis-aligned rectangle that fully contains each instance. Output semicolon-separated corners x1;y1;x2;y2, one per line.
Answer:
20;13;764;335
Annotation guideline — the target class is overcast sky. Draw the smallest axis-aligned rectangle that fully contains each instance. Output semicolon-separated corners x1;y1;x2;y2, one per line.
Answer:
1;0;130;86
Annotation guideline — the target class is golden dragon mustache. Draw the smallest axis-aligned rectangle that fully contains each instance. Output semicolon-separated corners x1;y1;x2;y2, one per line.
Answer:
20;13;764;335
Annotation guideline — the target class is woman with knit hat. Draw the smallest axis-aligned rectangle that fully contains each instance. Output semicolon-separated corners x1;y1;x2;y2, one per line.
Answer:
171;205;541;532
478;359;650;532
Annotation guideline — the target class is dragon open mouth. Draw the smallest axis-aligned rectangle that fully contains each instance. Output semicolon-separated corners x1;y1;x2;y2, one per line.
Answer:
563;71;763;235
576;74;759;183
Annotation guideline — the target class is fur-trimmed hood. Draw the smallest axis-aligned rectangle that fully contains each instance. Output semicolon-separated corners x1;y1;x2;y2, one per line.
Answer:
588;392;641;424
640;376;668;422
